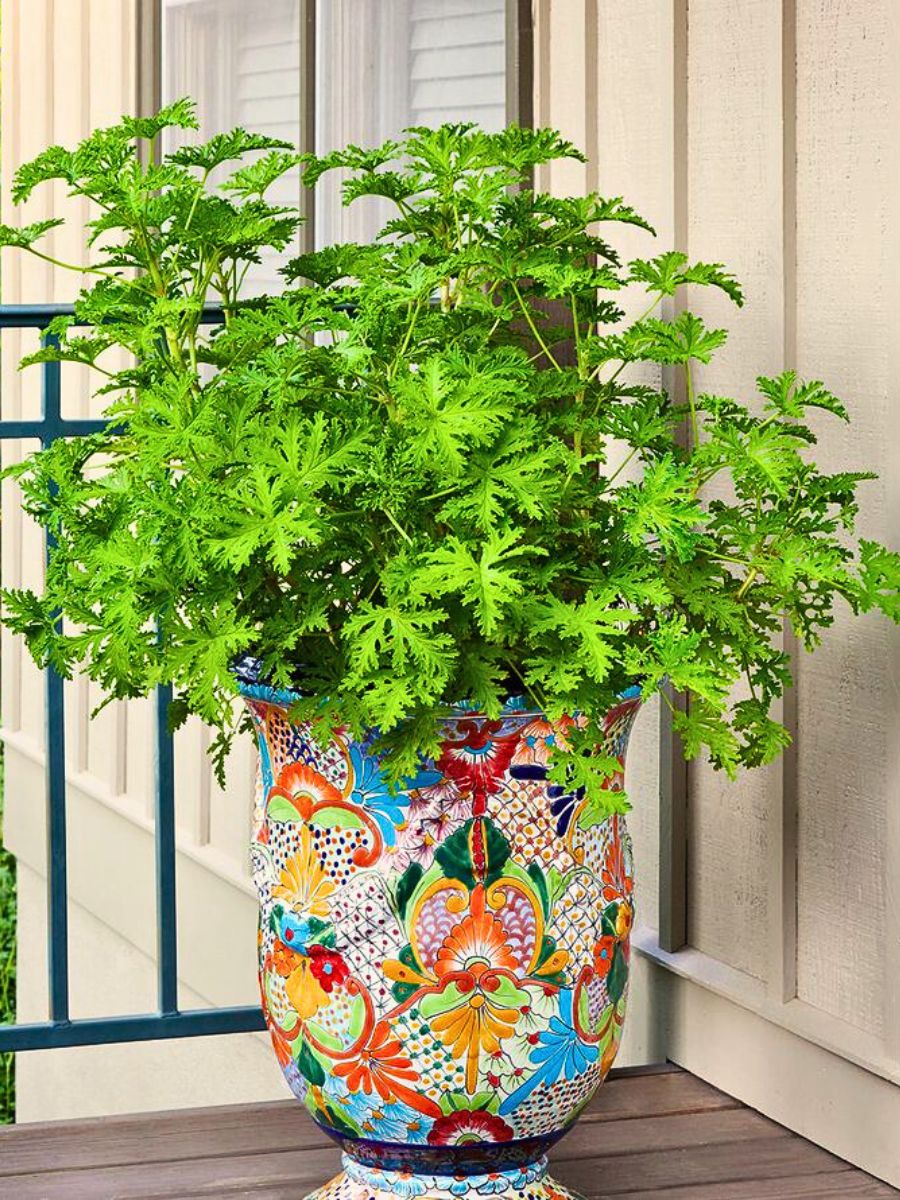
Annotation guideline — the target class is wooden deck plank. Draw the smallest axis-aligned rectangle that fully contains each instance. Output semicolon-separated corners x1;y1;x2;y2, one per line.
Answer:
555;1138;853;1195
0;1108;791;1199
0;1066;893;1199
0;1066;738;1177
618;1172;899;1199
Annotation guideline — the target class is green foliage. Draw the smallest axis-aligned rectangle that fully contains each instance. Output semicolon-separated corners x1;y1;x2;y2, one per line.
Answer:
3;101;900;816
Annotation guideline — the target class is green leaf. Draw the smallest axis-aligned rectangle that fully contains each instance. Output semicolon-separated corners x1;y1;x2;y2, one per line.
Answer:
629;251;744;305
168;128;294;172
0;219;65;249
672;700;741;776
434;818;511;889
394;862;424;920
607;941;629;1004
415;529;544;636
618;456;705;560
857;540;900;622
757;371;848;422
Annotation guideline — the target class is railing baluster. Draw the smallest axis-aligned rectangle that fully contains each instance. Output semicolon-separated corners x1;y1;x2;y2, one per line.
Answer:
41;344;71;1024
45;664;70;1024
155;684;179;1016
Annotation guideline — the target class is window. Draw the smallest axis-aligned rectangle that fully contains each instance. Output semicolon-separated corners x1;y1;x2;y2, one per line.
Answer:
161;0;525;282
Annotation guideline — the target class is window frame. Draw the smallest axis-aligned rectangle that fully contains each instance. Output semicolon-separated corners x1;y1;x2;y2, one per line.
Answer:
149;0;534;253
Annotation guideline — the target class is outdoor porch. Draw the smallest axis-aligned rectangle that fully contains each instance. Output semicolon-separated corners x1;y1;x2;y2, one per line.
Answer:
0;1064;895;1200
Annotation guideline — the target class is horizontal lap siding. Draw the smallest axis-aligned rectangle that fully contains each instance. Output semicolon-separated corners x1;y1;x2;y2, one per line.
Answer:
409;2;506;129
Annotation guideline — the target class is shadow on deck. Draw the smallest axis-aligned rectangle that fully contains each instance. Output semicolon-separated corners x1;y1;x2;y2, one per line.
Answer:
0;1064;895;1198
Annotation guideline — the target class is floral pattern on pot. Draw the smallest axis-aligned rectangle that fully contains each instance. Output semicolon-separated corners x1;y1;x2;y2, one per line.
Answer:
244;688;640;1160
306;1153;586;1200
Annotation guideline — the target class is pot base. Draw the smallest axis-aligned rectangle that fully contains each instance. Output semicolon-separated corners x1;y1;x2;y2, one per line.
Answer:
305;1155;585;1200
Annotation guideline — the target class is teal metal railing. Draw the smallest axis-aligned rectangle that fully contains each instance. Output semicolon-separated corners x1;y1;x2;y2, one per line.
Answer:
0;303;266;1051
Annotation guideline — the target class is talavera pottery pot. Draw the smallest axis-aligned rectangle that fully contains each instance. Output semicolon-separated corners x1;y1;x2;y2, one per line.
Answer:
239;665;640;1200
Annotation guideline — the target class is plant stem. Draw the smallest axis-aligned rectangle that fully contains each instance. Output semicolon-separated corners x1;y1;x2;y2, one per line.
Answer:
382;507;413;545
736;567;759;600
24;246;114;278
604;446;638;488
685;359;699;446
511;280;561;371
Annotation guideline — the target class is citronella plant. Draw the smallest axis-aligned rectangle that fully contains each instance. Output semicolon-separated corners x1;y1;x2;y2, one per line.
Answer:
3;99;899;813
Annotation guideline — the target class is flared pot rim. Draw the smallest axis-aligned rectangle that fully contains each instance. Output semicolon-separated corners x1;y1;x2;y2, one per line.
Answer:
232;653;642;721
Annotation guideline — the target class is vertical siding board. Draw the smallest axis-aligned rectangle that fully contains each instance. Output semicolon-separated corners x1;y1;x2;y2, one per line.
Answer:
885;0;900;1068
683;0;785;982
770;0;800;1005
543;0;588;196
794;0;895;1038
658;0;688;953
12;3;54;750
593;0;677;939
0;0;24;737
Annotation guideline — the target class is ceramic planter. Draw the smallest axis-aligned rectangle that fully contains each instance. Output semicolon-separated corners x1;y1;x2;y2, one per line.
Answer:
240;673;641;1200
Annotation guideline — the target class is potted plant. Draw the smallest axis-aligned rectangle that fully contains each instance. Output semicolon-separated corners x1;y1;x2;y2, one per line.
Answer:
3;100;898;1200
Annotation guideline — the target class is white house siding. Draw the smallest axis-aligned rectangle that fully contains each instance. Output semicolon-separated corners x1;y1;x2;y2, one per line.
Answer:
534;0;900;1185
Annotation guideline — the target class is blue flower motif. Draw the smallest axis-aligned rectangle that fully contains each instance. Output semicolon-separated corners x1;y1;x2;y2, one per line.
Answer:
276;907;315;952
498;990;598;1115
349;744;412;846
323;1074;430;1143
475;1174;516;1195
548;782;585;836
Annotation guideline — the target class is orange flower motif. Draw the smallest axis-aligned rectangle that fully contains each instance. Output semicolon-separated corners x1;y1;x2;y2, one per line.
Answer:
592;935;616;979
273;938;301;978
268;762;342;822
334;1021;441;1118
434;887;519;980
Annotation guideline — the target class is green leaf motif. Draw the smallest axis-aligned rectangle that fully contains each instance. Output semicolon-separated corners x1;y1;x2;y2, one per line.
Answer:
294;1039;326;1087
394;862;425;921
434;819;511;890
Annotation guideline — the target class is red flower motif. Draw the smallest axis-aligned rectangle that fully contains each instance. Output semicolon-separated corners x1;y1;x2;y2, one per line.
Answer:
437;721;518;801
307;944;349;993
592;935;616;979
427;1107;514;1146
601;818;634;904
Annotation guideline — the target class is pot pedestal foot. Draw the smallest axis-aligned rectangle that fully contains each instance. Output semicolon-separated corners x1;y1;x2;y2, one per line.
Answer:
304;1155;586;1200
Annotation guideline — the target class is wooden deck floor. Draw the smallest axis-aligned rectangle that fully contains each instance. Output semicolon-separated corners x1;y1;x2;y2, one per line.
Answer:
0;1065;895;1199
